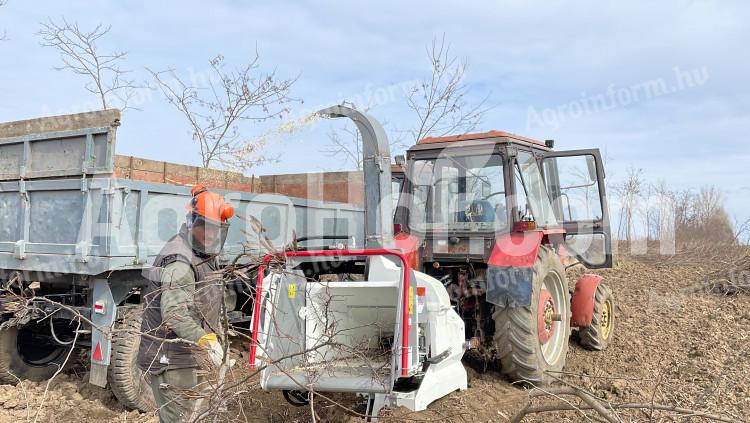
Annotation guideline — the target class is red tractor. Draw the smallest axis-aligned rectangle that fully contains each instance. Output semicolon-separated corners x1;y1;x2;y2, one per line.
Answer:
393;131;615;384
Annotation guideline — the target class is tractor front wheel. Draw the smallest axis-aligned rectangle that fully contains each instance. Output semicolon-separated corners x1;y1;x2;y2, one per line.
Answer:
492;245;570;385
578;283;615;351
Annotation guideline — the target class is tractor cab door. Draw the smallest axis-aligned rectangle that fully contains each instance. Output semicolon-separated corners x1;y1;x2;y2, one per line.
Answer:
541;149;612;268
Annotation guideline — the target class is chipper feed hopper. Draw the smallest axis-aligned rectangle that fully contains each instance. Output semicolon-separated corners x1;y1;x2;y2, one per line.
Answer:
249;106;468;417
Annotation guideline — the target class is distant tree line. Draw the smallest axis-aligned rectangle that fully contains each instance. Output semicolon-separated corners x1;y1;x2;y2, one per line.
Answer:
613;168;745;246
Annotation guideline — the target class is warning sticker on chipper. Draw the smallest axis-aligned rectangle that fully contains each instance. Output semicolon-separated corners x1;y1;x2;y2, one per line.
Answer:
408;287;414;315
288;283;296;299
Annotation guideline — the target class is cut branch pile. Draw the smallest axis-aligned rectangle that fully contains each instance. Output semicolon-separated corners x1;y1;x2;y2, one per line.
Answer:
694;254;750;295
510;386;743;423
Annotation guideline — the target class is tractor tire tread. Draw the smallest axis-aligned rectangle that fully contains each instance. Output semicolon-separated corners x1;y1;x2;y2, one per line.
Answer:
578;283;614;351
107;307;155;412
492;246;570;386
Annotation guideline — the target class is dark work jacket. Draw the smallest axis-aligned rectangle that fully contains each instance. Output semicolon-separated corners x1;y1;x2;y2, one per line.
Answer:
137;225;223;374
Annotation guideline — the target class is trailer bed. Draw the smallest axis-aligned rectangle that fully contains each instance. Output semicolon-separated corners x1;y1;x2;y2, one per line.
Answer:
0;109;365;279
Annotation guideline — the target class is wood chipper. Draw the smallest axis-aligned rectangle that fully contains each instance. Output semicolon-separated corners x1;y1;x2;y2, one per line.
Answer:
250;106;615;418
250;106;469;417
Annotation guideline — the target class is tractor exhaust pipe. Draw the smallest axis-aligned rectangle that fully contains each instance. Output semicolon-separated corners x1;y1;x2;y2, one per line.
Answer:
316;105;393;249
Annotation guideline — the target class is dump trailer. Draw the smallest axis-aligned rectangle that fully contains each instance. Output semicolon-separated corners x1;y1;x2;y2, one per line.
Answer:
0;109;365;410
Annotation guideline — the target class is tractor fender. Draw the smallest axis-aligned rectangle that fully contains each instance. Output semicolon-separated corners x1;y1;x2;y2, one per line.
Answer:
570;274;604;327
486;232;543;307
488;231;543;268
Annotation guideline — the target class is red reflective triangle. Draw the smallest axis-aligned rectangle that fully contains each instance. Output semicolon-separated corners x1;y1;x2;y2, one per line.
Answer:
92;342;103;361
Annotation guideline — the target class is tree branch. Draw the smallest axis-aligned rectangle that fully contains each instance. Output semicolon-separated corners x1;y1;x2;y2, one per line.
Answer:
511;387;742;423
148;53;298;172
405;34;492;144
37;18;142;110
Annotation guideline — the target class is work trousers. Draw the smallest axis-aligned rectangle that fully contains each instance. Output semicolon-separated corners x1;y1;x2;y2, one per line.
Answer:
149;367;207;423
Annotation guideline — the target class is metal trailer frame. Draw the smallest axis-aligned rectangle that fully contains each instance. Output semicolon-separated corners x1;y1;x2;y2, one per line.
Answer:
0;176;365;277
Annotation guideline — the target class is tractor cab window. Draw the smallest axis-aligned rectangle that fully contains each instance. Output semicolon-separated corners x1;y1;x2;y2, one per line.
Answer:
409;153;507;232
542;154;603;222
514;151;558;227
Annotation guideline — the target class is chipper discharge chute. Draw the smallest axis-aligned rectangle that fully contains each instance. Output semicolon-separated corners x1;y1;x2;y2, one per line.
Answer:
249;105;468;418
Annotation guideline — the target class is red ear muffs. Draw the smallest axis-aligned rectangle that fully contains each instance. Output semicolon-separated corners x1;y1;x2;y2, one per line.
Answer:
187;184;233;223
220;204;235;222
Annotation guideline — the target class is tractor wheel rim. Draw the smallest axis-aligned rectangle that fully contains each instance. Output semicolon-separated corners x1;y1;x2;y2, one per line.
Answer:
600;299;613;340
537;289;555;345
540;271;567;366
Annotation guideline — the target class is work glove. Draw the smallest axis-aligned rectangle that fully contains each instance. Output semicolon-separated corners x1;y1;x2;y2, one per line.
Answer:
198;333;235;368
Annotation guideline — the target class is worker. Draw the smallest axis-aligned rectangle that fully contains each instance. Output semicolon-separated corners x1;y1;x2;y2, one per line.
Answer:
137;185;235;422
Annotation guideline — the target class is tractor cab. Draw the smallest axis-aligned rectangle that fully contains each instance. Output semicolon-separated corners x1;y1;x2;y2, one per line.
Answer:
394;131;616;382
396;131;612;269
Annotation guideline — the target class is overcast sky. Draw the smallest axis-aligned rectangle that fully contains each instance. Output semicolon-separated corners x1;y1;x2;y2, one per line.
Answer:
1;1;748;223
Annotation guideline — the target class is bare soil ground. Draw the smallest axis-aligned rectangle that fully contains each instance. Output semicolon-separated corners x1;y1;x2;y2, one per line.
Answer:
1;250;748;422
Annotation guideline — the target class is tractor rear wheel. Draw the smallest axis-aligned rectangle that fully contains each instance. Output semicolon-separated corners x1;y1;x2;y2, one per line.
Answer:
492;245;570;385
107;307;155;412
578;283;615;351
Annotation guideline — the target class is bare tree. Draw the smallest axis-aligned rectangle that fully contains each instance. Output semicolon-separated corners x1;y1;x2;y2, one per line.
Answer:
323;124;366;169
694;185;724;224
321;109;404;170
406;34;491;143
646;179;678;244
148;53;297;172
322;35;490;169
0;0;8;41
670;185;734;245
614;167;644;242
734;217;750;245
38;18;139;110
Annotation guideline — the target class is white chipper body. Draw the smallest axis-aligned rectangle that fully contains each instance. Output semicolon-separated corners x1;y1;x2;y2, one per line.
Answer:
251;252;467;417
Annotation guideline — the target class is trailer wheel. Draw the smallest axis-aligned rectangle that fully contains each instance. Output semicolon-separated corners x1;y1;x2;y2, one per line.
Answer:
107;307;155;412
0;325;71;384
492;245;570;385
578;283;615;351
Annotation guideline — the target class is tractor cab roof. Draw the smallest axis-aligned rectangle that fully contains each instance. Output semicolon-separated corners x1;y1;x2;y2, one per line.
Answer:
410;130;551;153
